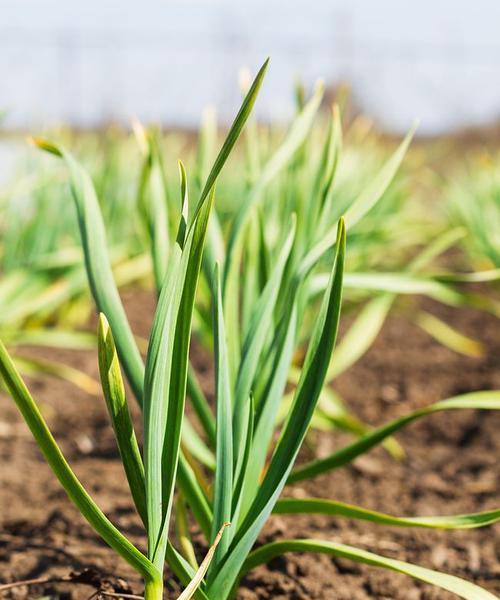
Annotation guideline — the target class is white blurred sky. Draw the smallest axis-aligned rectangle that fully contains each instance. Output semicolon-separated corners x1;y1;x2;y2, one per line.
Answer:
2;0;500;134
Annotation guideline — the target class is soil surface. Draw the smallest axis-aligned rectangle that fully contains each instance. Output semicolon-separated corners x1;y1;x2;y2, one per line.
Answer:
1;290;499;599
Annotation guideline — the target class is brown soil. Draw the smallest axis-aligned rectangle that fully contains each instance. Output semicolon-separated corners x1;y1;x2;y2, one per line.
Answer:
0;290;499;599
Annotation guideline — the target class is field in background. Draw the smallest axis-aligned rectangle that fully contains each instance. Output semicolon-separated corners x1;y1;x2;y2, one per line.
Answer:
3;0;500;133
0;92;499;598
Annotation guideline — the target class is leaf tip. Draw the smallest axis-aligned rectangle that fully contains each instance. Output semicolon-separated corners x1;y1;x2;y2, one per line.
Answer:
97;313;113;350
131;117;148;154
178;158;186;177
315;79;325;96
406;119;420;141
28;137;63;157
332;103;341;123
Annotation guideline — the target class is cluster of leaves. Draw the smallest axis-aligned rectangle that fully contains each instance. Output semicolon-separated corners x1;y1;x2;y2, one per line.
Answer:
2;76;499;404
444;148;500;269
2;70;499;394
1;61;500;600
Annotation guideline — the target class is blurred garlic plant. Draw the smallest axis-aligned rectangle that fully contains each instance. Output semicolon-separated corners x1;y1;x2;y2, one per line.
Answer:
445;149;500;269
0;130;151;392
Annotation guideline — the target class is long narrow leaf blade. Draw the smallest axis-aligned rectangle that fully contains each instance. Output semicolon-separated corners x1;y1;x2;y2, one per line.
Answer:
343;123;417;229
224;80;324;287
239;304;298;519
415;310;484;357
242;539;497;600
12;354;100;396
143;248;182;565
207;219;346;598
187;367;216;447
97;314;147;526
289;391;500;483
327;294;393;380
232;218;296;476
30;139;145;406
0;340;159;583
274;498;500;529
177;454;213;540
177;523;231;600
166;541;210;600
148;186;217;569
192;58;269;222
211;264;233;567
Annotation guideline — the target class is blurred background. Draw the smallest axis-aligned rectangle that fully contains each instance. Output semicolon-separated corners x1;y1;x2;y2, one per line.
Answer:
2;0;500;134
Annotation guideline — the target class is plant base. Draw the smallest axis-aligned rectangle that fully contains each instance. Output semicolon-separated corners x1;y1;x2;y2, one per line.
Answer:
144;579;163;600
